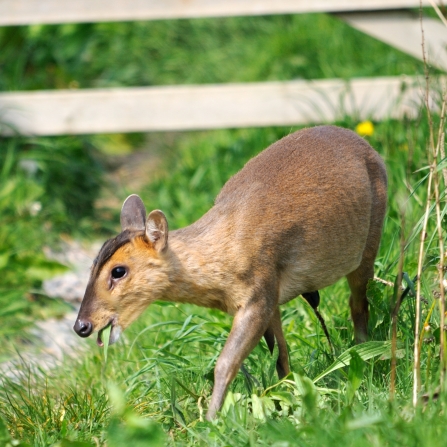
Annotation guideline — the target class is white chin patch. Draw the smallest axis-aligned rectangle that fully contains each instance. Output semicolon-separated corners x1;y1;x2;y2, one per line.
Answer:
109;325;122;345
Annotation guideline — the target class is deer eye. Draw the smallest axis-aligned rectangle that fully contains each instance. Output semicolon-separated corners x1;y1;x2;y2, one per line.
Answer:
111;266;127;279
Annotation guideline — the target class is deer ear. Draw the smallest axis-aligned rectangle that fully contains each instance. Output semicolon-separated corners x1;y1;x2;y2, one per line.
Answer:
146;210;168;252
120;195;146;231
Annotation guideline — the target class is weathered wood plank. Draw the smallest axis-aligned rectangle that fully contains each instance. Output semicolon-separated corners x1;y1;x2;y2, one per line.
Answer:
0;0;437;26
0;76;440;136
339;11;447;71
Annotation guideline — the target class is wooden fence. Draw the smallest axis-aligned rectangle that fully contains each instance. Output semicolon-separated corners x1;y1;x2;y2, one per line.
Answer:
0;0;439;25
0;0;445;136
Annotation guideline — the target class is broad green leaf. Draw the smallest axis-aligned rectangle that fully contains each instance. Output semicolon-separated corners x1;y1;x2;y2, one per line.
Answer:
293;372;317;396
313;341;391;383
295;373;318;414
347;350;365;402
261;396;275;417
267;391;296;406
221;390;237;415
251;394;266;421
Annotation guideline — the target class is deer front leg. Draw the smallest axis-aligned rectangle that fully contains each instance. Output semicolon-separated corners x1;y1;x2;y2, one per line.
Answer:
206;298;273;420
263;307;289;379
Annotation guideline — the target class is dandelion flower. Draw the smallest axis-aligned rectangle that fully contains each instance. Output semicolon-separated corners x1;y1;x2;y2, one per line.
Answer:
355;120;374;136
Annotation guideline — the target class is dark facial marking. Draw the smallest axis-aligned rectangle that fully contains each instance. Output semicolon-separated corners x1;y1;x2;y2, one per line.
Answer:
94;229;144;276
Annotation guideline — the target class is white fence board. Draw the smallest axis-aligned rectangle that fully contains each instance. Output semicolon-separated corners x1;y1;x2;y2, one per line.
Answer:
0;0;438;26
340;11;447;71
0;76;441;136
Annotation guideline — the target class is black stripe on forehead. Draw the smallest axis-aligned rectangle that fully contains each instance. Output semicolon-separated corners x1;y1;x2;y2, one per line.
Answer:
94;229;144;274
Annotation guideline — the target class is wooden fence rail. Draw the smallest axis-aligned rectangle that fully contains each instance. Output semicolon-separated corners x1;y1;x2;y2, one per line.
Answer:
0;0;438;26
1;76;441;136
0;0;445;136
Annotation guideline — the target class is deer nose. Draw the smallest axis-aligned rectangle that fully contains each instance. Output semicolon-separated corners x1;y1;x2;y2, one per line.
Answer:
73;318;93;337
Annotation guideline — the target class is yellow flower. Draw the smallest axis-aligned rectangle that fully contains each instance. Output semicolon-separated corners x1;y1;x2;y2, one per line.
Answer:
355;120;374;136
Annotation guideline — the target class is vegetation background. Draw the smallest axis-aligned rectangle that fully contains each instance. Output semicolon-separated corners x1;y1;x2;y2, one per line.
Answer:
0;8;446;447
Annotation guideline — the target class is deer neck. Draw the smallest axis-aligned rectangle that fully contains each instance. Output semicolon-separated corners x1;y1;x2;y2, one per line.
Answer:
160;229;235;313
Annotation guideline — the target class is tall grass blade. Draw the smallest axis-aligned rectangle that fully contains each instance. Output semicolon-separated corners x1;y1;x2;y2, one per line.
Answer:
103;325;112;364
313;341;391;383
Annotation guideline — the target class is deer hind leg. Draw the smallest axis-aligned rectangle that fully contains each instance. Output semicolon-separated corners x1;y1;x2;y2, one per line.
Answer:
347;221;385;344
348;224;386;343
263;306;289;379
347;260;374;344
348;158;387;344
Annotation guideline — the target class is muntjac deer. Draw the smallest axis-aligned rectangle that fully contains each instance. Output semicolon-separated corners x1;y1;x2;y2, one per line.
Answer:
74;125;387;420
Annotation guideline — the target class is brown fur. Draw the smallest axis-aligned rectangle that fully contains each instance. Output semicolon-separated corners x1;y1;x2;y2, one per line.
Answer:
74;125;387;420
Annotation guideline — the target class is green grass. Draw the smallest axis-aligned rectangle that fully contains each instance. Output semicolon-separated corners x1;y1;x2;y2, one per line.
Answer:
1;113;446;446
0;14;425;92
0;9;446;447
